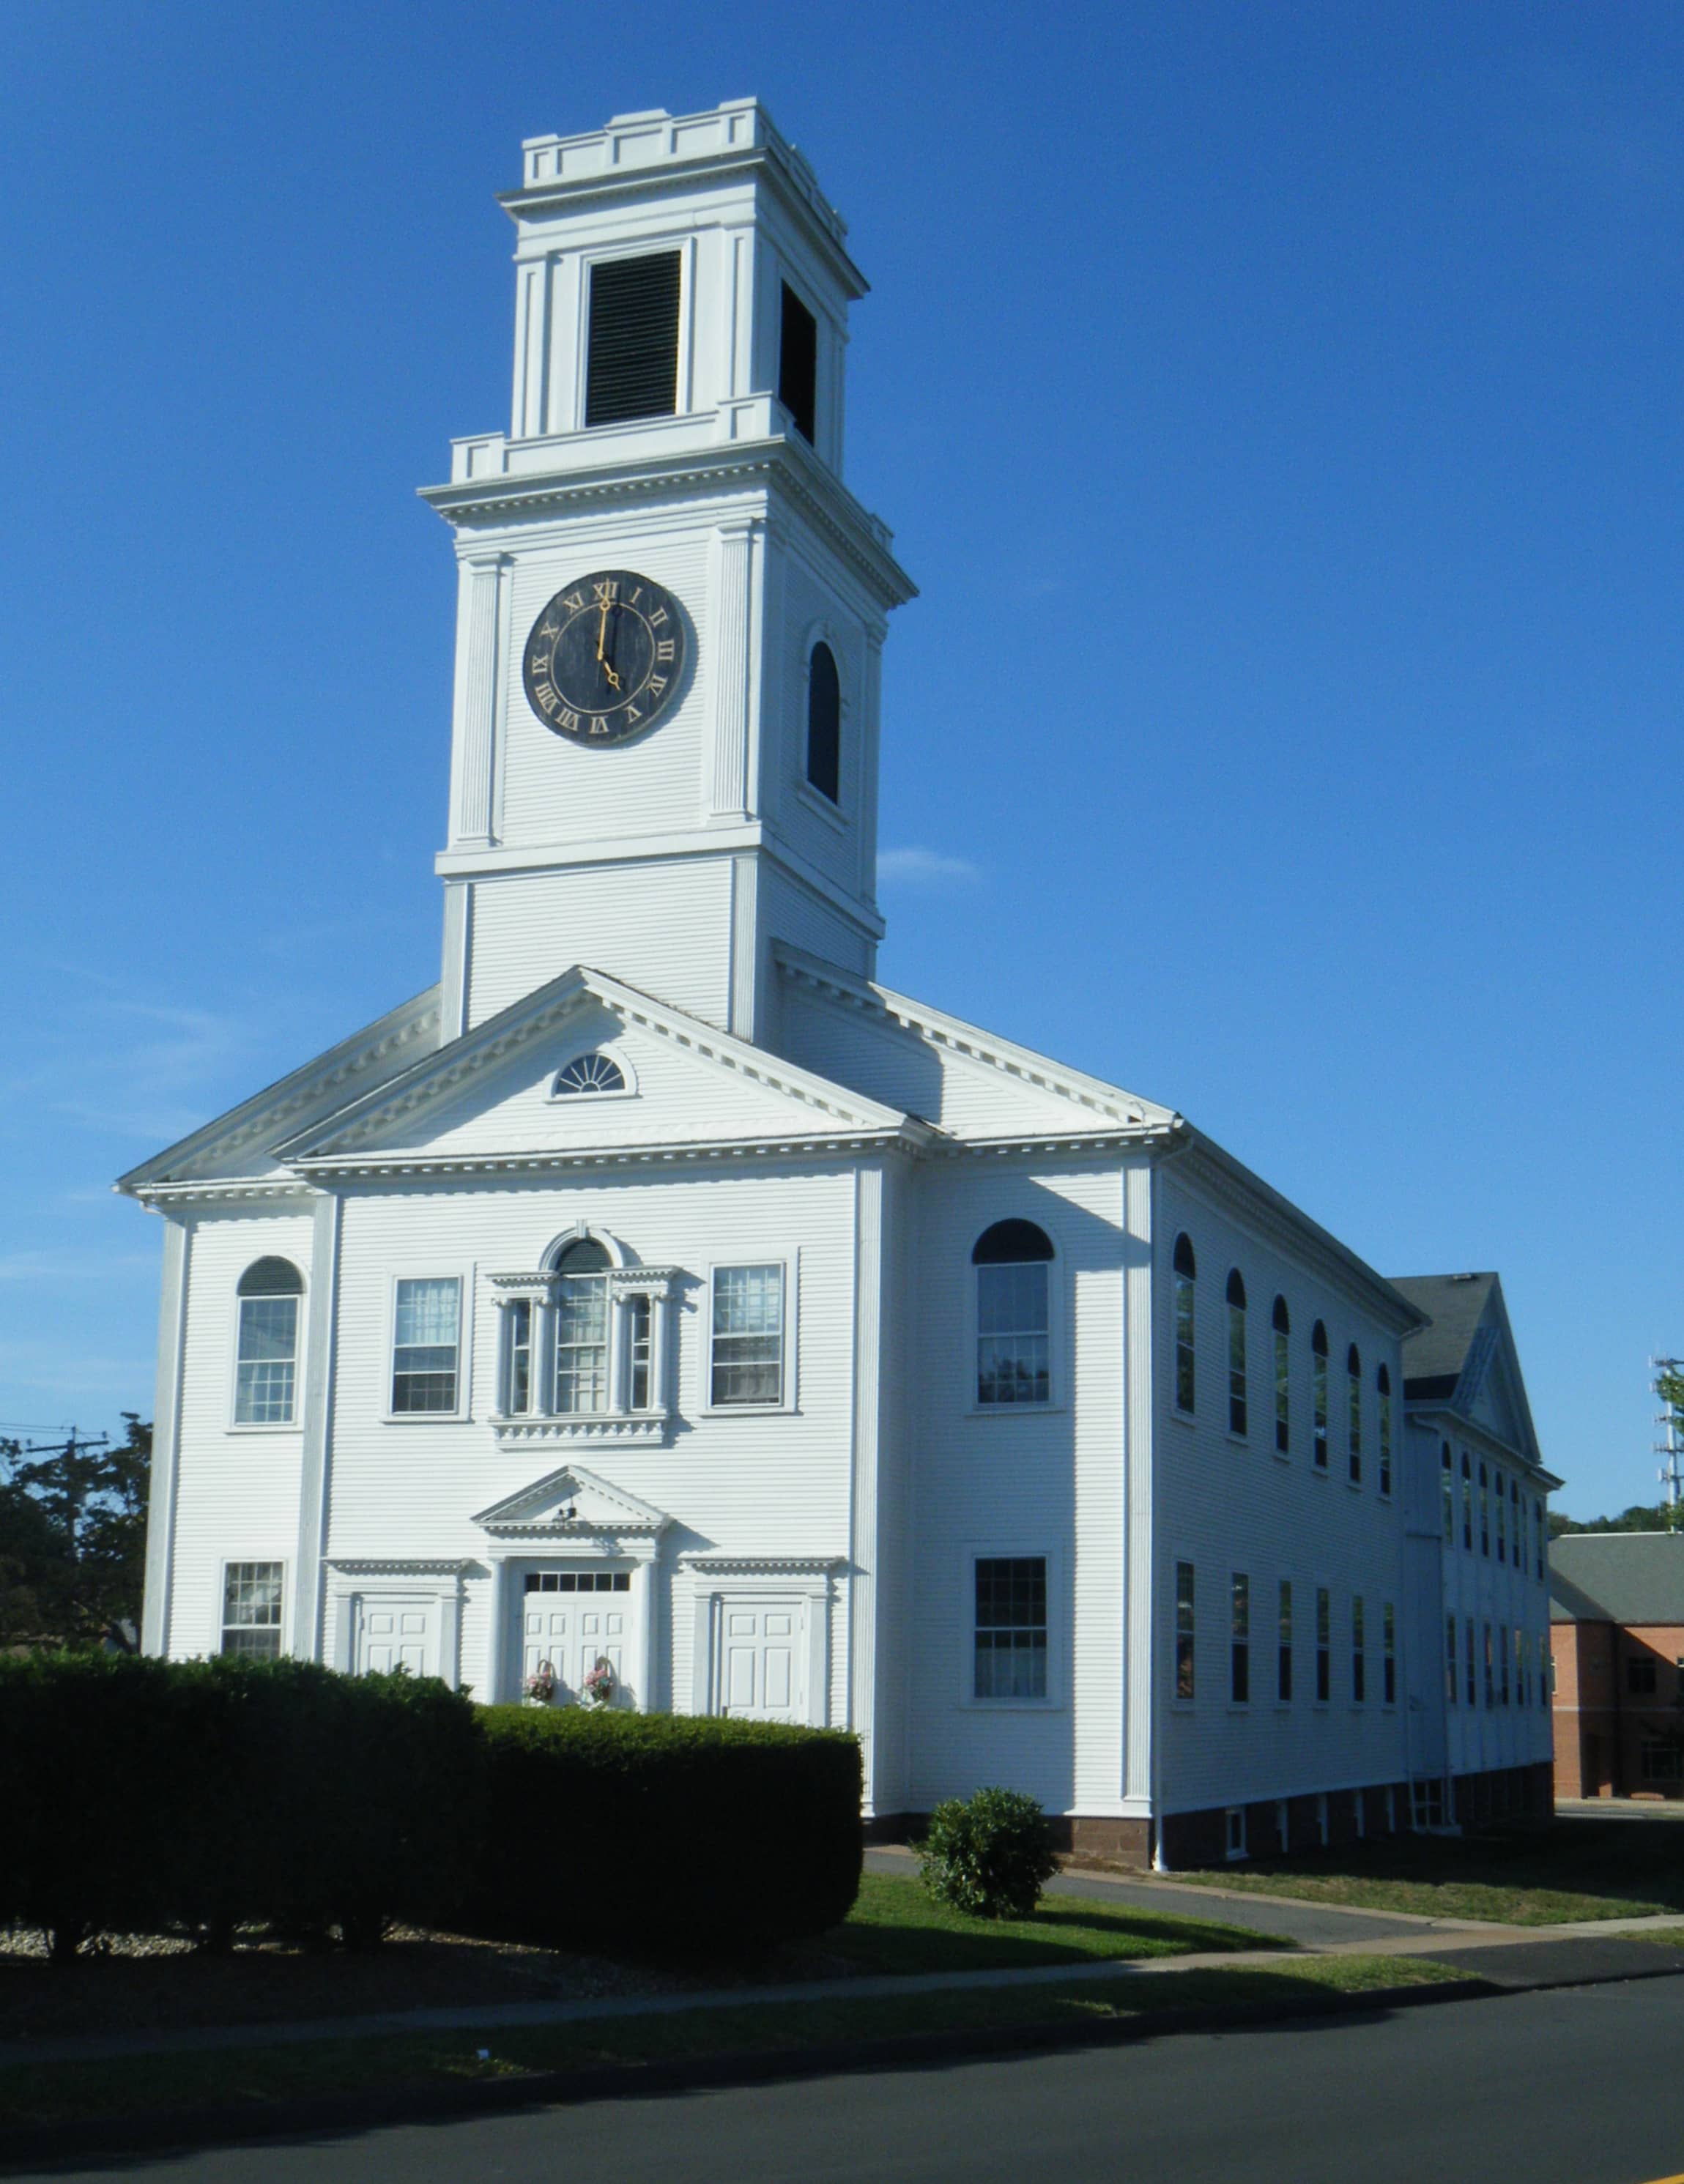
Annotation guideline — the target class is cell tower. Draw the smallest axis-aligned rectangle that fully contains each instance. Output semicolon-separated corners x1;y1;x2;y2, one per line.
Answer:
1654;1356;1684;1510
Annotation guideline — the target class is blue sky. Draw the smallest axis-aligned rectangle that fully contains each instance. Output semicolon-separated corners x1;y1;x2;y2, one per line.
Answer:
1;3;1677;1517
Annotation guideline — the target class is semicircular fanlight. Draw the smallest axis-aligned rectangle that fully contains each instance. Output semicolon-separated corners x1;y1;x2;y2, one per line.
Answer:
552;1052;627;1097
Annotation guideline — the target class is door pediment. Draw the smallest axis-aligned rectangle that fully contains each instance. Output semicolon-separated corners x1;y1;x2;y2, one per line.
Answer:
472;1461;671;1540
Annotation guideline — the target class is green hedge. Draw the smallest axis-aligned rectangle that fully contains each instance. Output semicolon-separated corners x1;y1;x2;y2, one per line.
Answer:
465;1706;863;1952
0;1659;862;1959
0;1652;483;1955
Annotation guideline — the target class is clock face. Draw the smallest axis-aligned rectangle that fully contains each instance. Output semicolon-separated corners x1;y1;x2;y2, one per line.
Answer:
522;570;686;746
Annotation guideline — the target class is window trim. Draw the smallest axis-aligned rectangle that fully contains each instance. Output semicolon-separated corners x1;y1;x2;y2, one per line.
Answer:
575;234;693;431
218;1558;286;1660
961;1544;1063;1710
702;1256;797;1416
969;1223;1063;1416
228;1258;306;1433
803;636;842;807
385;1271;471;1422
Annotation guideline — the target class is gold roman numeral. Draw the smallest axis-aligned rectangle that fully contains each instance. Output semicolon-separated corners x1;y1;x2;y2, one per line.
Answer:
656;639;675;663
590;717;609;737
533;683;558;715
557;707;580;732
625;704;642;724
562;590;585;613
648;606;669;627
593;579;619;603
647;674;667;696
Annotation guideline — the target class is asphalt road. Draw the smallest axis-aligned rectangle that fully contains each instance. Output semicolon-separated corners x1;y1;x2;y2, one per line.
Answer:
21;1972;1684;2184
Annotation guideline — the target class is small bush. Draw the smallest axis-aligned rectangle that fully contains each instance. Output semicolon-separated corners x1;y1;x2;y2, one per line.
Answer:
466;1706;862;1954
919;1787;1058;1919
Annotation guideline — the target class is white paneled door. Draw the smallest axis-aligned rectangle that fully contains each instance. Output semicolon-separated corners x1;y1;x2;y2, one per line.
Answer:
354;1596;435;1677
522;1583;628;1702
717;1597;806;1721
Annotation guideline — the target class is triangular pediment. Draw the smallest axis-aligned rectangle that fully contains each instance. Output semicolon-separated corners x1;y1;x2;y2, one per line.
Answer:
272;965;911;1170
472;1463;671;1536
773;944;1178;1145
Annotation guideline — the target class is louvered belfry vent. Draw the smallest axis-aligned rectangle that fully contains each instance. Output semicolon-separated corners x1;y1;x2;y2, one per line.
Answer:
585;251;681;428
779;283;817;443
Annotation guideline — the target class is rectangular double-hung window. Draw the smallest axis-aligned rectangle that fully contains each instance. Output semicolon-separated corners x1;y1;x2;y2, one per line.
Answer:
1316;1586;1331;1702
234;1258;303;1425
711;1264;784;1406
221;1562;283;1659
1351;1594;1367;1702
973;1556;1047;1699
1175;1561;1196;1699
1231;1572;1250;1703
392;1277;461;1414
1277;1579;1293;1702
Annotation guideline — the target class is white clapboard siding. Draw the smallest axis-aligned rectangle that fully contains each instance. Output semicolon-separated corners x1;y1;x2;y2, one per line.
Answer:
166;1208;316;1658
1150;1167;1412;1815
465;861;734;1030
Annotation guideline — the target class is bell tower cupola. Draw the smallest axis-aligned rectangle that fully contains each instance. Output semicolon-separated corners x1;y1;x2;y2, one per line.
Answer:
422;100;916;1048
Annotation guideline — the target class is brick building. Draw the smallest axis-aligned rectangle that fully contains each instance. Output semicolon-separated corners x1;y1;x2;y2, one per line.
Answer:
1549;1533;1684;1799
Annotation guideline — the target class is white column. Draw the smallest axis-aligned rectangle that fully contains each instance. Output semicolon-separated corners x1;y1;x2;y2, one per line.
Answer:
141;1218;190;1656
486;1560;510;1705
635;1557;657;1713
292;1192;342;1662
708;519;755;818
451;554;505;846
1124;1161;1156;1815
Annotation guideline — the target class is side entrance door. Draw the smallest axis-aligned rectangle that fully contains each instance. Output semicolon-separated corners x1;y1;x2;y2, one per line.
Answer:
354;1596;435;1677
716;1597;806;1721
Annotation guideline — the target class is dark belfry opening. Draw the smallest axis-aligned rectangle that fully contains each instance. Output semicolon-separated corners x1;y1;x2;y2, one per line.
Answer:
585;251;681;427
806;642;841;803
779;282;817;442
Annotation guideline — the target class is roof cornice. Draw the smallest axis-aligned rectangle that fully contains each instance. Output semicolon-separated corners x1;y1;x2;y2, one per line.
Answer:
1169;1135;1428;1337
420;436;915;609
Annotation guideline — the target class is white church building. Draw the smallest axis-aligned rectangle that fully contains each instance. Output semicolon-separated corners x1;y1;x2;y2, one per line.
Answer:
121;102;1554;1864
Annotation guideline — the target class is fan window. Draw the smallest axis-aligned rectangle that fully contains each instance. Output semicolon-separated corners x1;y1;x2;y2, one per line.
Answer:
553;1052;627;1097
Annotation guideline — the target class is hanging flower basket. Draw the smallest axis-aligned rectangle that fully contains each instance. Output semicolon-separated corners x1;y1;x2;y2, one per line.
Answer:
524;1660;557;1706
580;1656;617;1710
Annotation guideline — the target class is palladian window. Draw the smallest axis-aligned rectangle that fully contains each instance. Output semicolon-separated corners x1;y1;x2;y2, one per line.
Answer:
493;1233;675;1425
974;1220;1053;1408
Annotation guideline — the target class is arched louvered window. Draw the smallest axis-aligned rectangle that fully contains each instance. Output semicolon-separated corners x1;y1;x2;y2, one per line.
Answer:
1173;1235;1197;1415
1346;1343;1362;1485
552;1237;612;1414
1310;1321;1329;1468
552;1052;627;1097
974;1219;1053;1407
234;1258;303;1425
1272;1296;1290;1453
1377;1364;1393;1496
806;641;841;803
1225;1270;1248;1438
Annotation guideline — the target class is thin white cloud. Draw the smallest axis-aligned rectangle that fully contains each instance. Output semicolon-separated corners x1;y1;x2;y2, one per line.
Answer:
0;1249;157;1284
878;846;982;889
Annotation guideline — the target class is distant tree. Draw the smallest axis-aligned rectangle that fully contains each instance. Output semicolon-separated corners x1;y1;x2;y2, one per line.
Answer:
1551;1501;1684;1539
0;1416;150;1648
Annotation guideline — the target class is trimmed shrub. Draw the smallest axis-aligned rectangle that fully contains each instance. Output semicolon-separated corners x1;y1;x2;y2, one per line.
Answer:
0;1652;483;1954
919;1787;1057;1919
465;1706;862;1953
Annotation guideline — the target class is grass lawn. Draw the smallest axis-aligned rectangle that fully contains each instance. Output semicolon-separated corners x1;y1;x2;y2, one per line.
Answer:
1166;1817;1684;1926
0;1956;1472;2133
826;1874;1283;1973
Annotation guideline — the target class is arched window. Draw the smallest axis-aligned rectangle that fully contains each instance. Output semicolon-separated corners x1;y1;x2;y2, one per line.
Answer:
553;1236;611;1414
1495;1472;1507;1563
1346;1343;1362;1485
1479;1462;1490;1556
1272;1296;1290;1452
1310;1321;1329;1468
1461;1452;1472;1550
234;1258;303;1425
1225;1270;1247;1437
974;1219;1053;1407
806;641;841;803
552;1052;627;1096
1441;1441;1454;1542
1172;1234;1197;1414
1376;1363;1392;1496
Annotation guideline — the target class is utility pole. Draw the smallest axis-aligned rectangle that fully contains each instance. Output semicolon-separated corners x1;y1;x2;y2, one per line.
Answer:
16;1427;111;1546
1653;1360;1684;1520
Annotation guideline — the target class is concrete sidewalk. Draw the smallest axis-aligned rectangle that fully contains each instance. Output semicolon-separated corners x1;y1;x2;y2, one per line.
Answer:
5;1902;1683;2073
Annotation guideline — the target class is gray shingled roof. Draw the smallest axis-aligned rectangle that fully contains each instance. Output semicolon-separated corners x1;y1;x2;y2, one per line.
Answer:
1549;1533;1684;1625
1391;1272;1496;1399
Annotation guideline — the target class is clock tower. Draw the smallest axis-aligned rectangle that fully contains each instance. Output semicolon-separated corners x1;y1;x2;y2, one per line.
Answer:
421;100;916;1048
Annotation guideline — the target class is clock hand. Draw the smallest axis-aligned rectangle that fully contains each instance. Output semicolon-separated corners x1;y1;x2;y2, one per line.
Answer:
596;601;609;661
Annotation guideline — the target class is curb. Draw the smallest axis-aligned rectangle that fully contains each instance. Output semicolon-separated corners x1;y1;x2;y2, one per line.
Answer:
5;1955;1683;2171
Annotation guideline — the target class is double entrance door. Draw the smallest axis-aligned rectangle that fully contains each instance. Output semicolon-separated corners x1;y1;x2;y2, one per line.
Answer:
521;1569;629;1704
